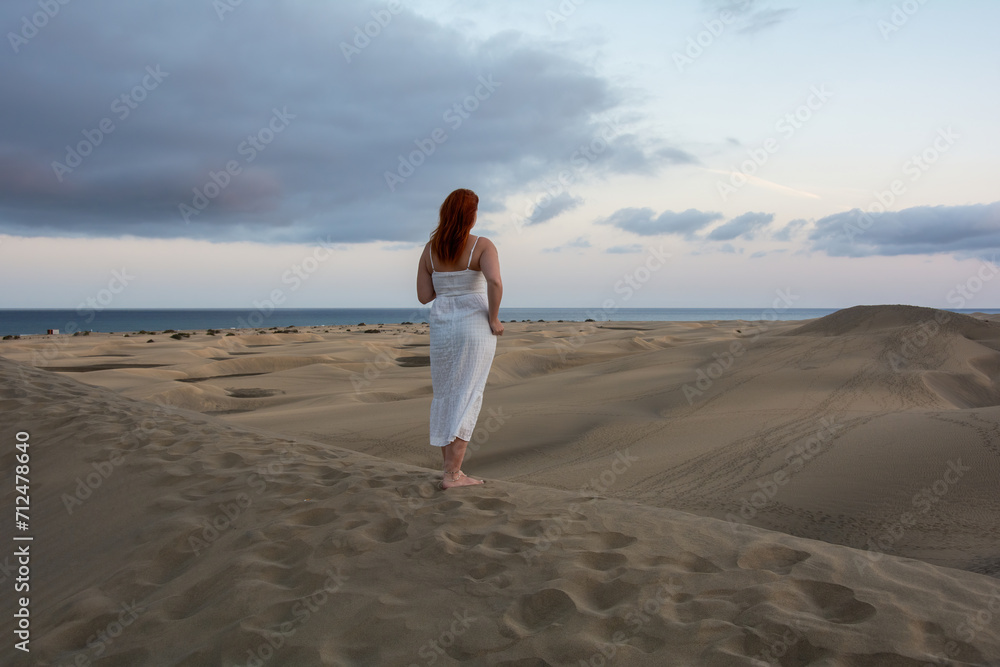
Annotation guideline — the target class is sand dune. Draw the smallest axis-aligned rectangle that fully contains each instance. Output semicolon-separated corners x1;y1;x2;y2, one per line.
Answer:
3;306;1000;664
3;352;1000;665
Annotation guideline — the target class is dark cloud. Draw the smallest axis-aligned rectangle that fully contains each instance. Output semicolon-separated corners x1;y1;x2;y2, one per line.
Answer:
0;1;690;243
600;207;723;237
808;202;1000;257
707;211;774;241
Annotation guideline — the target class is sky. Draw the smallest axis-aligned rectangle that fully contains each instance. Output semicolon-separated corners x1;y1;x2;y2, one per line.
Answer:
1;0;998;310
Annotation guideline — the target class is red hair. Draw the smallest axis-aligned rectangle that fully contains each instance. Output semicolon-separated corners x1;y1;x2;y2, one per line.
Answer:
431;188;479;263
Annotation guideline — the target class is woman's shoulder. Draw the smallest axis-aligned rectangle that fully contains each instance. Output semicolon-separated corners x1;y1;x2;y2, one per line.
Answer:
473;235;496;250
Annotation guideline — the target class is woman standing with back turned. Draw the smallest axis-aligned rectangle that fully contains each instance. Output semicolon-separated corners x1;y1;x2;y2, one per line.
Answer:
416;188;504;489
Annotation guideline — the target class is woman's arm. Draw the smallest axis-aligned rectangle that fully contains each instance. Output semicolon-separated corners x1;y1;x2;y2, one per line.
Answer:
416;244;436;304
478;239;504;336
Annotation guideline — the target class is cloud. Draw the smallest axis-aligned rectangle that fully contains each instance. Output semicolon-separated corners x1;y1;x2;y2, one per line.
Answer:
701;0;796;34
809;202;1000;258
0;2;692;244
600;207;723;237
606;244;645;254
737;8;796;34
707;211;774;241
543;236;590;253
773;218;808;241
526;192;584;225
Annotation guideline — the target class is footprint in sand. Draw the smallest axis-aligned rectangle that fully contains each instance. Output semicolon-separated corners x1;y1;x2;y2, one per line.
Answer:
736;542;811;575
287;507;339;527
578;551;628;572
504;588;577;634
791;579;877;624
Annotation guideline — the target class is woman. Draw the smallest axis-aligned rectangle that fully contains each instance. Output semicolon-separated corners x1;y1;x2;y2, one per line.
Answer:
416;188;504;489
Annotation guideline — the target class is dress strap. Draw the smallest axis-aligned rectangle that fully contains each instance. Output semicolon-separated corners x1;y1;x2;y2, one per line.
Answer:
428;245;435;272
467;236;479;269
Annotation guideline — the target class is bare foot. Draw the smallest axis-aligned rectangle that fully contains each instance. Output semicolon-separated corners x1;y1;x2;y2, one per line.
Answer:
440;470;485;490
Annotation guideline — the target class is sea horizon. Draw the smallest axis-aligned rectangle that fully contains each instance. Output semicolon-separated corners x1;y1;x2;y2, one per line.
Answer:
3;306;999;337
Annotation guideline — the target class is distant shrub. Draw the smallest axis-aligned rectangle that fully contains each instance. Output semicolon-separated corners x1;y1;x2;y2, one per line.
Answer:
225;332;235;336
585;318;595;322
170;332;191;340
358;322;365;326
364;329;381;334
147;339;155;343
163;329;176;333
401;321;413;325
2;335;18;340
206;329;220;336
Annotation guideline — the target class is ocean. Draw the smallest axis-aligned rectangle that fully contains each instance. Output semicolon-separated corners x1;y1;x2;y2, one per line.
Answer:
2;307;998;337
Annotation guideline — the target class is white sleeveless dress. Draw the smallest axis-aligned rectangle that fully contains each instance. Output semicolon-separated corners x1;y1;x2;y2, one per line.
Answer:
428;237;497;447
